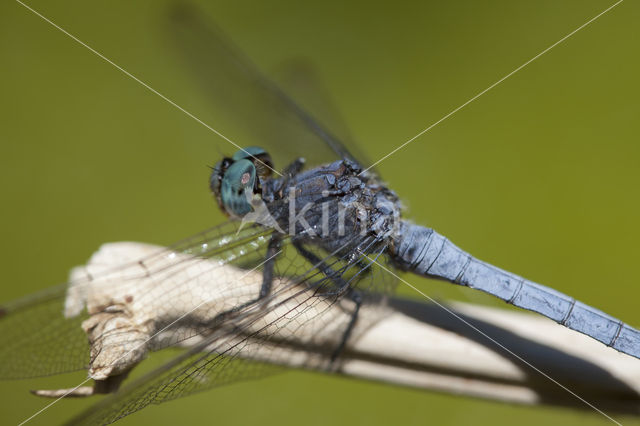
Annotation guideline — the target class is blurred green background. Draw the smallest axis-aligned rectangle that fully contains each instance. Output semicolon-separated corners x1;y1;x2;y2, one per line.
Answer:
1;0;639;425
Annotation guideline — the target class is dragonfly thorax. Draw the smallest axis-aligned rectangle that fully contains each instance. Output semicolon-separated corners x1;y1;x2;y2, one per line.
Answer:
265;158;402;250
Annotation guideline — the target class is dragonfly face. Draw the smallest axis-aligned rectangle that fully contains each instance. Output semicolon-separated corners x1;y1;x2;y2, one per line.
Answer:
210;146;273;217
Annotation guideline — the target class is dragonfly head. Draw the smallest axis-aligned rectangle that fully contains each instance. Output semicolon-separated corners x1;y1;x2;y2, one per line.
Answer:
210;146;273;217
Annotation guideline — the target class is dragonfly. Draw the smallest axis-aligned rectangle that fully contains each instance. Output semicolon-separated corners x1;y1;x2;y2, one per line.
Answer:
1;4;638;425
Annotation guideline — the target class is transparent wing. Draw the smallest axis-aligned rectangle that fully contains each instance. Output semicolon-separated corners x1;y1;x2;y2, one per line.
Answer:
165;2;372;171
65;234;397;425
67;345;283;425
0;221;274;379
273;58;368;163
0;285;89;379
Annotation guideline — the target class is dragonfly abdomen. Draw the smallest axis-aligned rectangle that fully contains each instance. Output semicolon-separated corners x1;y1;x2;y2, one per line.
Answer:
392;220;640;360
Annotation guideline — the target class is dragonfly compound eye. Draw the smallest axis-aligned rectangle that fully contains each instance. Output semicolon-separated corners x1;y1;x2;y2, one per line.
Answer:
231;146;273;179
220;159;257;216
210;157;233;207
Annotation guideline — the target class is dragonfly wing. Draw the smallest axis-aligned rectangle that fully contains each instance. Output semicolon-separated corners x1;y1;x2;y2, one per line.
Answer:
0;285;89;379
66;341;283;425
0;221;274;380
272;59;375;169
63;234;396;424
165;3;370;171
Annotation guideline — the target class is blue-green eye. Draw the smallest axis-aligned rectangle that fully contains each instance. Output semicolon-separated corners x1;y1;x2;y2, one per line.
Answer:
232;146;268;161
232;146;273;178
220;159;256;216
210;147;272;217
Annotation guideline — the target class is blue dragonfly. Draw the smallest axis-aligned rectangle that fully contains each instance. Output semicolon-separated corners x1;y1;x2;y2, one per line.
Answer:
0;4;637;425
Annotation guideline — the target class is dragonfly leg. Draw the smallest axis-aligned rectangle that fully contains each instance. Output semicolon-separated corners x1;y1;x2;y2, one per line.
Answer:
331;289;362;362
282;157;305;178
258;235;282;298
268;157;306;201
292;241;360;363
207;235;282;326
292;241;349;296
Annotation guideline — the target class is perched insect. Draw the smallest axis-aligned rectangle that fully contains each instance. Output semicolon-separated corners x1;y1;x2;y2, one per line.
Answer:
1;3;637;425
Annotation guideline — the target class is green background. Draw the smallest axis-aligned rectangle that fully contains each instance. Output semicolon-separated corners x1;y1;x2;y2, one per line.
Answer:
1;0;639;425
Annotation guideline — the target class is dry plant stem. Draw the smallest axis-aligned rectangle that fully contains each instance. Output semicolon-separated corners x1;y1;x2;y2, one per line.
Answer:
35;242;640;415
